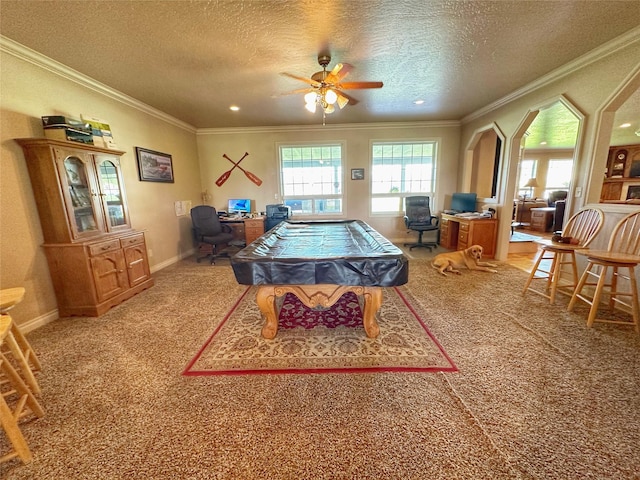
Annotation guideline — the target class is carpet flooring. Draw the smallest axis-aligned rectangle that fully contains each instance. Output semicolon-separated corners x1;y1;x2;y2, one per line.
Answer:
2;255;640;479
184;286;456;375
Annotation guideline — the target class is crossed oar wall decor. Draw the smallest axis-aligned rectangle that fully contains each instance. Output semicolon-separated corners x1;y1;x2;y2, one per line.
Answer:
215;152;263;187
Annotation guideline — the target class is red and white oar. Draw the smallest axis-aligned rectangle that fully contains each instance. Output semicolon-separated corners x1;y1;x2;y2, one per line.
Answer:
215;152;262;186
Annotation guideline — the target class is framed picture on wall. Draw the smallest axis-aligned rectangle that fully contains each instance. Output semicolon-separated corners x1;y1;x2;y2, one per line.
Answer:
135;147;174;183
351;168;365;180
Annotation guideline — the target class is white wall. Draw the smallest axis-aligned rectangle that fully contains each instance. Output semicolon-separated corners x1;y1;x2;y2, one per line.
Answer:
196;123;461;242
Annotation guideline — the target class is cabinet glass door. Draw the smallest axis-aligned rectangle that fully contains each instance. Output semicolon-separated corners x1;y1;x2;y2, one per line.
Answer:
63;156;100;235
96;158;129;230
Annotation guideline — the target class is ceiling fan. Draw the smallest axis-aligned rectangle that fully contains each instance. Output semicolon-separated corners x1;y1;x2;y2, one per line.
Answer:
280;53;383;116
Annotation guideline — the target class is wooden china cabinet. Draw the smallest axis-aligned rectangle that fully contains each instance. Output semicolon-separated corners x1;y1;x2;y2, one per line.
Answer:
601;144;640;202
16;138;154;317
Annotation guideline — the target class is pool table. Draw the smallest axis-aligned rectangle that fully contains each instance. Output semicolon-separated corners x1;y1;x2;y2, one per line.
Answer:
231;220;409;339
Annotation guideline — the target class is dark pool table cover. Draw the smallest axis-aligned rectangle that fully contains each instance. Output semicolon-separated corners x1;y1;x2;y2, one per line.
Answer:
230;220;408;287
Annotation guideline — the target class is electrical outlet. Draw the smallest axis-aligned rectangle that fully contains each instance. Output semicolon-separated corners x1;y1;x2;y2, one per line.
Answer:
574;187;582;197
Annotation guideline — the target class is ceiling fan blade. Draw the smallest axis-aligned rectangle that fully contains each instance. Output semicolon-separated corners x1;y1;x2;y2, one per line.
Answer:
278;87;314;96
336;81;383;90
280;72;321;87
325;63;353;84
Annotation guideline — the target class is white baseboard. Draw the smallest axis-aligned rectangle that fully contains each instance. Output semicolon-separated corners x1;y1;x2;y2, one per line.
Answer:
20;309;59;334
150;249;195;273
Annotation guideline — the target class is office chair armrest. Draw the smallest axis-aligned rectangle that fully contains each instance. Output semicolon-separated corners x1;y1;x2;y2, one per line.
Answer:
430;216;439;227
403;215;410;228
221;224;232;234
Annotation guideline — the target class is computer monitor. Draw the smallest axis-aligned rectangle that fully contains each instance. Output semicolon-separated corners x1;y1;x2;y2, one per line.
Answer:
228;198;251;214
450;192;477;213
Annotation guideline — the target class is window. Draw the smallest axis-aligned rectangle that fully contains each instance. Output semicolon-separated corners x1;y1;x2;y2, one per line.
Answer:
544;159;573;198
517;159;537;197
279;144;343;215
370;141;437;213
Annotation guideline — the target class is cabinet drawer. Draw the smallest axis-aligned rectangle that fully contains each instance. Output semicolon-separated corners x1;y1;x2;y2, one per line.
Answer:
459;231;469;244
244;219;263;228
121;233;144;248
460;222;469;232
245;225;263;235
88;239;121;256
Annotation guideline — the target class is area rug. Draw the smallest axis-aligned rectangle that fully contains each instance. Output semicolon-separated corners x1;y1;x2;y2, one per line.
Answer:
510;230;542;242
183;286;457;376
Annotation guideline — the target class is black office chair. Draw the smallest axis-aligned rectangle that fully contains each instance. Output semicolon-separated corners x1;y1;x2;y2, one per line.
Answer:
404;196;439;251
190;205;235;264
265;204;291;231
547;190;568;207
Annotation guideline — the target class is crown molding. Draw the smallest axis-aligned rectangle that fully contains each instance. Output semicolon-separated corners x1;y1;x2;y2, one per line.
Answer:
462;26;640;124
0;35;196;133
197;120;460;136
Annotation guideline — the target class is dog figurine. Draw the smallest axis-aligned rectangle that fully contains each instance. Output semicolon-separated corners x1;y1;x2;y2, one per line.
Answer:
431;245;498;276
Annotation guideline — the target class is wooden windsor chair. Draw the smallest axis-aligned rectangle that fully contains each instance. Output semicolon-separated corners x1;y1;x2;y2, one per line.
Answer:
522;208;604;304
0;288;42;393
568;210;640;332
0;315;45;464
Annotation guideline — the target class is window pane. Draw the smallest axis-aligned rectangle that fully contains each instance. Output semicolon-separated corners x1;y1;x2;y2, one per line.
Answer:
371;141;437;213
518;159;537;196
280;144;343;215
372;197;401;213
546;159;573;190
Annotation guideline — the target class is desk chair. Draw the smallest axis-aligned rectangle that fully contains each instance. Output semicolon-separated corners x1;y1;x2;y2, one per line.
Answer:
265;204;291;231
404;196;439;251
568;211;640;332
190;206;235;264
522;208;604;304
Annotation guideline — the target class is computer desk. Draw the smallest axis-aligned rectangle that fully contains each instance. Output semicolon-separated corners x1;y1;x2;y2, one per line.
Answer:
220;216;265;246
439;213;498;259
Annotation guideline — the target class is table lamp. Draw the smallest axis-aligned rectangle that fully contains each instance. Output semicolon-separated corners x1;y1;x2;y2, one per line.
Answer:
524;177;539;200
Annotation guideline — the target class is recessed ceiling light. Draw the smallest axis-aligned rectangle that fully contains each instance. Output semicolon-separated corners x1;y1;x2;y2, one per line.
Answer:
229;105;240;111
619;122;631;128
413;100;425;105
540;141;547;145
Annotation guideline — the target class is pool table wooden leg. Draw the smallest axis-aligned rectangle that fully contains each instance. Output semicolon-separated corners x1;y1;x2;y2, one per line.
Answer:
256;286;279;339
362;287;382;338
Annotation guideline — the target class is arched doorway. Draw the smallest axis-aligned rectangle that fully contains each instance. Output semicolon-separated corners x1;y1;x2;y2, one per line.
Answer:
499;96;584;259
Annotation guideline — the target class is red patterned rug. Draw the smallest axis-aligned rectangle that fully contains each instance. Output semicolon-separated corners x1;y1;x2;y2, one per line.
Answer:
183;286;457;376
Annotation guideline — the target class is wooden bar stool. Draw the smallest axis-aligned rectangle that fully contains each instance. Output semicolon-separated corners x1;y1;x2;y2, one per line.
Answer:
568;211;640;332
0;288;42;383
0;315;45;464
522;208;604;304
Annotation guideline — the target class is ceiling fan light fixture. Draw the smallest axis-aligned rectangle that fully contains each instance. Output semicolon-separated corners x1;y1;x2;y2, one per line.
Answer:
305;101;317;113
336;95;349;109
304;91;317;104
323;103;335;114
324;88;338;105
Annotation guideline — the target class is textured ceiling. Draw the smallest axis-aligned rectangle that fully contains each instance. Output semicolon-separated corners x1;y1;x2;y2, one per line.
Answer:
1;0;639;146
